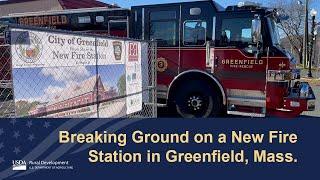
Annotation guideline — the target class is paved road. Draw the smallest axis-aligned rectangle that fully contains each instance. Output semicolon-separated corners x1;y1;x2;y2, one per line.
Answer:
158;106;319;118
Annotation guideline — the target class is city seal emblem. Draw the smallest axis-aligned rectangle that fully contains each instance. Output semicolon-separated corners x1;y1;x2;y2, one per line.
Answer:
15;32;43;63
113;41;122;61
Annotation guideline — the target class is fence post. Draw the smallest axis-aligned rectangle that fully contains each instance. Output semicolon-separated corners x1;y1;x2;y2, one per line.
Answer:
151;40;157;118
95;37;100;118
0;23;15;118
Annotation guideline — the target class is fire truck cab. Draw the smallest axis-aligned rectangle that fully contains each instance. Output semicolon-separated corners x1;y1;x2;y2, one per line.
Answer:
130;0;316;118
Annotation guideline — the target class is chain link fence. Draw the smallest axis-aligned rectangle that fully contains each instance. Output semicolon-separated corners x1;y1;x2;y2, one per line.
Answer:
0;23;157;118
0;24;14;117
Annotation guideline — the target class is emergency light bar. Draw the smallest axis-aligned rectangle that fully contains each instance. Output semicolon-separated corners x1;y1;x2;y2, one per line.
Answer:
237;1;261;8
226;1;263;11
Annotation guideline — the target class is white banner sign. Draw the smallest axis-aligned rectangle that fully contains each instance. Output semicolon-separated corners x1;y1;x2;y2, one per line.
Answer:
10;28;145;118
125;41;143;115
10;28;125;68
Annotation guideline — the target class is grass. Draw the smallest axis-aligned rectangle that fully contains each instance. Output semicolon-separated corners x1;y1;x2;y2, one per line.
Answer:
298;67;320;86
301;78;320;86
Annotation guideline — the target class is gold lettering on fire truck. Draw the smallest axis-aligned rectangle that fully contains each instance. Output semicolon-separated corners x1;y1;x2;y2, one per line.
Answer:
221;59;263;69
18;15;68;27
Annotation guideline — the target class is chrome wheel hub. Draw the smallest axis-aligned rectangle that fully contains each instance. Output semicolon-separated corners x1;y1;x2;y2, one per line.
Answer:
188;96;203;111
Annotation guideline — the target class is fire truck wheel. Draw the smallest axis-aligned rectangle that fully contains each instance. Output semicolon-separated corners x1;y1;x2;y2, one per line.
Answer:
174;80;222;118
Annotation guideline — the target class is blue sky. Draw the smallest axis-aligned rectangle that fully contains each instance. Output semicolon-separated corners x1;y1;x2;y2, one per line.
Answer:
102;0;319;20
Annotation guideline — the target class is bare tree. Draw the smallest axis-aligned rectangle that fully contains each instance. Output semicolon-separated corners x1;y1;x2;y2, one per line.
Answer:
270;0;305;64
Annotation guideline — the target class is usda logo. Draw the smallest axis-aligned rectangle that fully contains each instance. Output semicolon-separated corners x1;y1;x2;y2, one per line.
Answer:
12;160;27;171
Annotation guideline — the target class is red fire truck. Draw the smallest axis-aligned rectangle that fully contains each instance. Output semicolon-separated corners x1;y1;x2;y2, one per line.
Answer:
0;0;316;118
129;0;316;118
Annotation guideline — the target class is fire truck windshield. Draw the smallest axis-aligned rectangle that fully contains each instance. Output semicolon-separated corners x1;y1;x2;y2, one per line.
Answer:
267;18;281;46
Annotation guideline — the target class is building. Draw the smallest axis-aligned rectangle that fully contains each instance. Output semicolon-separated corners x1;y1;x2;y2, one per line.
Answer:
0;0;118;17
29;75;118;117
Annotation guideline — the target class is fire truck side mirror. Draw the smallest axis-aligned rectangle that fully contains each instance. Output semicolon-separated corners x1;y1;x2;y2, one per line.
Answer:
251;17;261;44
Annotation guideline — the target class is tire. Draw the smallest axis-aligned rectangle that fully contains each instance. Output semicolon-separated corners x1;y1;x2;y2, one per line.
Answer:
173;80;223;118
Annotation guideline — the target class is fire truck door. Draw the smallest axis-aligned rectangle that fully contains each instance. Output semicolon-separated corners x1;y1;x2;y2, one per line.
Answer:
212;17;267;116
144;7;181;97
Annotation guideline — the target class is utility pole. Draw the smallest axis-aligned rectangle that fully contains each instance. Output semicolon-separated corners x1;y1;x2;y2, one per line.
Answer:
303;0;309;69
309;9;317;77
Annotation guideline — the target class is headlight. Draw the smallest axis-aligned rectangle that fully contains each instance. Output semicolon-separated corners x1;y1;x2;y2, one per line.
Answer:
308;100;316;111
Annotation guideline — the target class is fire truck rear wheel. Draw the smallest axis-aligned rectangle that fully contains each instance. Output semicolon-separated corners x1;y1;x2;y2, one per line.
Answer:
173;80;223;118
